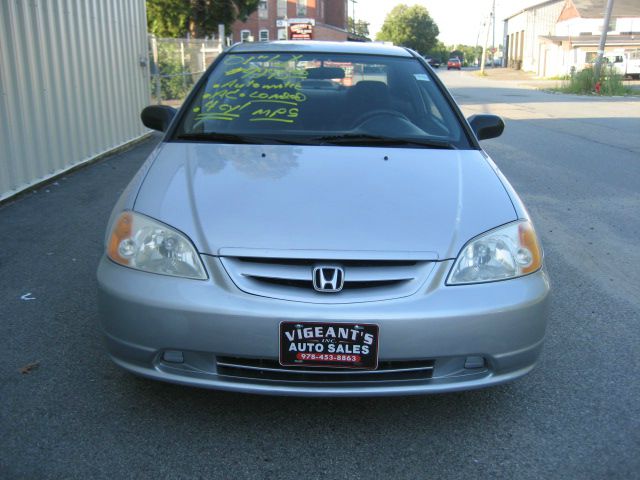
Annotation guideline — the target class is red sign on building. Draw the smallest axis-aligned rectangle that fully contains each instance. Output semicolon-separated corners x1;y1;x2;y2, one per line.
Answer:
289;23;313;40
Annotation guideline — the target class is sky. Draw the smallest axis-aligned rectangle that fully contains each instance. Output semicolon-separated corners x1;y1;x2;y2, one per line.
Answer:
352;0;543;47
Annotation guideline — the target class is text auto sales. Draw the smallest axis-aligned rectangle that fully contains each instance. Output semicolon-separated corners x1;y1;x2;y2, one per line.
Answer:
284;325;374;355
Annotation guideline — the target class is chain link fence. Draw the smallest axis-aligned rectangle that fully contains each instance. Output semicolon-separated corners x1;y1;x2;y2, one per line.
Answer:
149;36;223;106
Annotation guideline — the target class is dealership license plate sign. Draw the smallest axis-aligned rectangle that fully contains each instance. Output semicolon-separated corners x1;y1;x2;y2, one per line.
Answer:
279;322;379;369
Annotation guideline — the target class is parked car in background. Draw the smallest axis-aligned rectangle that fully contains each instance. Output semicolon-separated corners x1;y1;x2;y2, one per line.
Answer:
98;41;549;397
424;57;441;68
447;57;462;70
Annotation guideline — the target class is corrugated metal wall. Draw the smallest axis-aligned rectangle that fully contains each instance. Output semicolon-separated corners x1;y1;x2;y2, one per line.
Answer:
524;2;565;74
505;1;565;74
0;0;150;201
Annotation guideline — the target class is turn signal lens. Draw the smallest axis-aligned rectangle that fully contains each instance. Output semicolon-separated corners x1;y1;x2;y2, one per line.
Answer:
447;220;542;285
518;221;542;274
107;212;133;265
106;211;207;280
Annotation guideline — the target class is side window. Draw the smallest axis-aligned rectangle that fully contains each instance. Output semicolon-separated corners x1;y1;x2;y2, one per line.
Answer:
258;0;268;19
414;78;456;138
297;0;307;16
357;64;388;84
417;82;445;123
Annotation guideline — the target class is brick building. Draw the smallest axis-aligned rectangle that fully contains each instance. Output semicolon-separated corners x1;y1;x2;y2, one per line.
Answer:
231;0;352;43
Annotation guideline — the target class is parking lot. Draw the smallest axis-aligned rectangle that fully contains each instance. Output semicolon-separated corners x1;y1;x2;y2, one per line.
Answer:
1;71;639;479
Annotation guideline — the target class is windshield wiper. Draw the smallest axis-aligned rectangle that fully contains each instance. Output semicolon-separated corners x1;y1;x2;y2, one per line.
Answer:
176;132;455;149
315;134;455;149
175;132;306;145
175;132;265;144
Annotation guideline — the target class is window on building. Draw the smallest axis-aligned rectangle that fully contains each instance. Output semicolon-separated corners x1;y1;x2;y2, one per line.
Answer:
297;0;307;16
277;0;286;17
259;29;269;42
258;0;268;19
241;30;252;42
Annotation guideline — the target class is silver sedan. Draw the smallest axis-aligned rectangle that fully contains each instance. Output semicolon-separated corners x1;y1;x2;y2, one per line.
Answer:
97;41;549;396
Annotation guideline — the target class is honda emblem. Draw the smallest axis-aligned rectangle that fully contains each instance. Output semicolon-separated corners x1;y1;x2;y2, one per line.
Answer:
313;266;345;292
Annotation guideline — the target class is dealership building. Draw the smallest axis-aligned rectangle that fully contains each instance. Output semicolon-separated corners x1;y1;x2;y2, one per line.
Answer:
231;0;359;43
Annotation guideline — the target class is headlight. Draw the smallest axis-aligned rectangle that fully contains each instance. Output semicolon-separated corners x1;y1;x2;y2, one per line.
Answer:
106;211;207;280
447;220;542;285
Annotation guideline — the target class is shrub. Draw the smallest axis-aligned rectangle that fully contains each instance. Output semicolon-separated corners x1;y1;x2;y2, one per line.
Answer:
556;66;632;95
600;66;628;95
151;43;194;102
566;67;595;93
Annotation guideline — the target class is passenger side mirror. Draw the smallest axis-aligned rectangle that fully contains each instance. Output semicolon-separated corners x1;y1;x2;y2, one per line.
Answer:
141;105;177;132
467;114;504;140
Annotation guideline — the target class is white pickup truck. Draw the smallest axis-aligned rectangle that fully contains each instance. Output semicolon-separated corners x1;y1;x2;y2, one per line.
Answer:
604;50;640;79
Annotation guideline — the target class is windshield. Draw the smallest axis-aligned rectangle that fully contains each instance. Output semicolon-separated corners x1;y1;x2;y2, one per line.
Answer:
174;52;470;148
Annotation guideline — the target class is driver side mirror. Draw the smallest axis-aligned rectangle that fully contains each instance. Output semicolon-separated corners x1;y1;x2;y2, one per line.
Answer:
467;114;504;140
141;105;177;132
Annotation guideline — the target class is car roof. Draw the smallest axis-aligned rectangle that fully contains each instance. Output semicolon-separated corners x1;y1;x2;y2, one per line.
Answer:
228;41;413;57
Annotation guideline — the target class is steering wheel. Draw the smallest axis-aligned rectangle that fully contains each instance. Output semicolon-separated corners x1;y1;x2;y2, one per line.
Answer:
351;109;411;129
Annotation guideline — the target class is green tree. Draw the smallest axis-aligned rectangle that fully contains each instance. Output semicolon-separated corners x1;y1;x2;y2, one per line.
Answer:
376;4;439;53
147;0;260;38
450;49;465;61
452;45;483;66
348;17;371;40
426;41;449;63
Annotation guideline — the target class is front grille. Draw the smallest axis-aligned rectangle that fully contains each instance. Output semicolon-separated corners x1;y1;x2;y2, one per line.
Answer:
219;256;435;303
236;257;419;268
216;356;435;383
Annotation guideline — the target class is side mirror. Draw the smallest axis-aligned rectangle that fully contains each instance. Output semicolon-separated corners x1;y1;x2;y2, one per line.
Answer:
141;105;177;132
467;114;504;140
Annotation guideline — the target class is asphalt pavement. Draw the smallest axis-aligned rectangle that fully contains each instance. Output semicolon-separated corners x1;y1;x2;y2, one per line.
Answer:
1;71;639;479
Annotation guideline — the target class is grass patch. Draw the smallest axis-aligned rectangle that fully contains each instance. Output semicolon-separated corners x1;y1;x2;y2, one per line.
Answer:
543;74;570;80
552;66;634;95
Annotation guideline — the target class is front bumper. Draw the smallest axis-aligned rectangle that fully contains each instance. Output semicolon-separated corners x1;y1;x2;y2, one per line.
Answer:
97;256;550;397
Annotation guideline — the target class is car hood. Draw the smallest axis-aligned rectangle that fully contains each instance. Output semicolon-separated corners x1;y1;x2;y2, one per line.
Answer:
134;142;516;260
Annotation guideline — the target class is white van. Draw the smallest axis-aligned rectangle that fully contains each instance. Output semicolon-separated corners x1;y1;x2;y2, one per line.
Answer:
604;50;640;79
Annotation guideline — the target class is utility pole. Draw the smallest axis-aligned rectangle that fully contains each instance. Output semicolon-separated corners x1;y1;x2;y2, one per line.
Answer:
594;0;615;84
491;0;496;67
350;0;358;33
480;14;491;75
